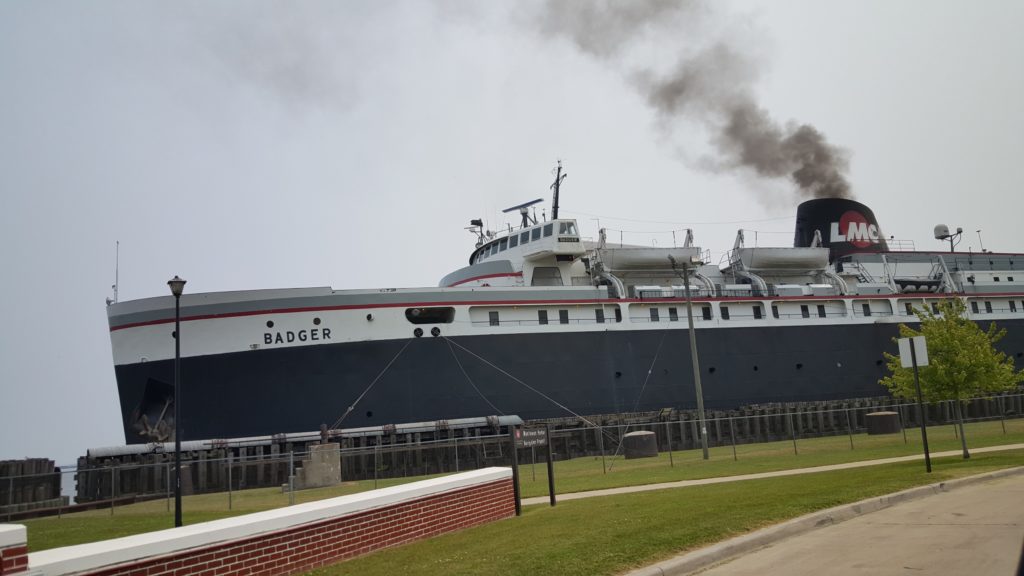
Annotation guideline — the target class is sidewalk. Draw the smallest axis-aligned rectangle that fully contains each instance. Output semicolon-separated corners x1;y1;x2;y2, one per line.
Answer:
687;471;1024;575
521;443;1024;507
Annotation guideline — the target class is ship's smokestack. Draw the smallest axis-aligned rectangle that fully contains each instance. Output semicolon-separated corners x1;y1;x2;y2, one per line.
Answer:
794;199;888;261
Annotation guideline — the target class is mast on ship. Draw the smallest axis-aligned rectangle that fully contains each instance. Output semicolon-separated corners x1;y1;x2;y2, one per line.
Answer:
550;161;567;220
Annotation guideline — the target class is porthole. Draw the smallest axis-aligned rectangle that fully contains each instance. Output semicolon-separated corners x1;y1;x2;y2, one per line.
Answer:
413;328;423;338
875;359;884;366
366;411;374;418
752;365;759;371
266;320;274;328
431;327;441;337
708;367;716;374
1017;352;1023;358
171;331;177;339
366;314;373;321
313;317;321;326
614;371;622;378
795;363;803;370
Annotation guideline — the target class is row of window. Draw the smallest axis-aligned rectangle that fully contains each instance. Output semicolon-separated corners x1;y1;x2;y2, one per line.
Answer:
488;307;622;326
477;223;554;261
447;298;1024;328
970;300;1023;314
476;221;580;262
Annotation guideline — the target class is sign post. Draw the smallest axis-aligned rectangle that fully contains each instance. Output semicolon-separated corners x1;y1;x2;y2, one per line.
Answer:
545;424;556;507
513;426;555;507
508;426;521;516
899;335;932;473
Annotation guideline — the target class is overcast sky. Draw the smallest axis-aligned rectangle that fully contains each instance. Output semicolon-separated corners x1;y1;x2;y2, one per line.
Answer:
1;1;1022;466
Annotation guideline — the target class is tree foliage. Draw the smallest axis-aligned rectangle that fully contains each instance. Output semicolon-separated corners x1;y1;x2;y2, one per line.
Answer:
880;299;1023;403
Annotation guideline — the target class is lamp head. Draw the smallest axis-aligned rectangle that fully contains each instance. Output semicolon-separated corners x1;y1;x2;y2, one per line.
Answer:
167;276;187;297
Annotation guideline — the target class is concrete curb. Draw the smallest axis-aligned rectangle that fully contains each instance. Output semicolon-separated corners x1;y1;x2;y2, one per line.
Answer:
623;465;1024;576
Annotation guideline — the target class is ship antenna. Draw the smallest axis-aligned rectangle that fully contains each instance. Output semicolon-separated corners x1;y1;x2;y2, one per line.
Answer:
501;198;544;228
550;160;567;220
109;240;119;305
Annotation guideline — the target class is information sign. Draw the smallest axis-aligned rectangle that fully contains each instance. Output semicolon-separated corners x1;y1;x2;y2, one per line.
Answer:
898;336;928;368
514;427;548;448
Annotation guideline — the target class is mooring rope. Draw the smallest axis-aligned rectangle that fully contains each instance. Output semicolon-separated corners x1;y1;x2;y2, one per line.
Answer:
442;336;629;450
607;329;669;471
329;339;412;431
445;337;505;415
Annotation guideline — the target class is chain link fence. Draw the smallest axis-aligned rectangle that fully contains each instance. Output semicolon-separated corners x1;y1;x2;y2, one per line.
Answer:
3;392;1023;523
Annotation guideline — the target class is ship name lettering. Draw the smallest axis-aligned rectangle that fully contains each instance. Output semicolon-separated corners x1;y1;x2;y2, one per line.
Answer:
263;328;332;345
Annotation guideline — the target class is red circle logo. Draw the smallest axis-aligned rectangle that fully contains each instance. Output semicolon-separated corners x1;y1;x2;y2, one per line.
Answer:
838;211;874;248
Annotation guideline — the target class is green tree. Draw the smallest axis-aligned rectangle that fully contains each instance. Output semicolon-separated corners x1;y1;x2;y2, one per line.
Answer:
880;299;1023;458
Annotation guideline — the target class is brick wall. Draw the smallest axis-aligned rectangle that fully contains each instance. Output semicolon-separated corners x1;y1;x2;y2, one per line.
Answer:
28;467;513;576
1;525;29;575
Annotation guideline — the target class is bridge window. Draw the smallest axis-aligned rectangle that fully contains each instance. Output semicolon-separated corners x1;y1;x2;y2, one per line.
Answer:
499;238;508;251
559;309;569;324
558;222;578;235
800;305;810;318
538;310;548;325
650;308;660;322
669;307;679;321
817;305;827;318
702;306;712;320
521;231;530;244
971;301;979;314
720;306;730;320
509;235;518;248
405;307;456;324
994;277;1000;282
489;311;499;326
753;306;762;319
543;224;553;237
531;228;541;241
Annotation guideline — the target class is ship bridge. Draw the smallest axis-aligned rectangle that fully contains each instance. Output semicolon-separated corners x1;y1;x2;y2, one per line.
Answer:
439;218;586;288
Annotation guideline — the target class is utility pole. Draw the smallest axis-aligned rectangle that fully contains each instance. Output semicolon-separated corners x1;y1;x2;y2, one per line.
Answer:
670;256;709;460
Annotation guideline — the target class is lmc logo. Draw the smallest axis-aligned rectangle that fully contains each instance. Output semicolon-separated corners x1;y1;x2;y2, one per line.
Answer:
830;210;881;248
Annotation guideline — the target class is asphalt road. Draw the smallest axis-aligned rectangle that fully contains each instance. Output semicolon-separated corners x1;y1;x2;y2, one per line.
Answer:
695;473;1024;576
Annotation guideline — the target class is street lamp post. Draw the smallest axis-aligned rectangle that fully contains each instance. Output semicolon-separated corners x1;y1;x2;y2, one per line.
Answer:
669;256;709;460
167;275;186;527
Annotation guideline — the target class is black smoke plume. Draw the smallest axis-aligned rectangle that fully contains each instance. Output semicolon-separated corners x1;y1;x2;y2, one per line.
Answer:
539;0;852;200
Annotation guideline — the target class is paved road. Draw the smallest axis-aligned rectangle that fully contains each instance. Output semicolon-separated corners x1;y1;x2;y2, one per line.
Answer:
695;473;1024;576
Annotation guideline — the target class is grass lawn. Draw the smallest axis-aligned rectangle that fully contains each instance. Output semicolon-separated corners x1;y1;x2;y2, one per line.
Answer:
309;451;1024;576
13;419;1023;553
517;418;1024;498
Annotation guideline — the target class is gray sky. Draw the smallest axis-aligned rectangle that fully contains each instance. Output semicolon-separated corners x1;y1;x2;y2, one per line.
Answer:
1;1;1022;467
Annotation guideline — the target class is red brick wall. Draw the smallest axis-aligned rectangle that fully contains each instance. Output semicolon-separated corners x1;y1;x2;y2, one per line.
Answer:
1;543;29;575
77;478;513;576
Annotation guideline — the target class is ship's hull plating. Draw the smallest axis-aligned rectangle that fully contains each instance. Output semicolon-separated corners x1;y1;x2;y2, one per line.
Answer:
113;319;1024;442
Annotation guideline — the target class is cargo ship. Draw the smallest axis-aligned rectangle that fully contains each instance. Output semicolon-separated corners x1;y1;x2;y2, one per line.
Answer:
107;168;1024;443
